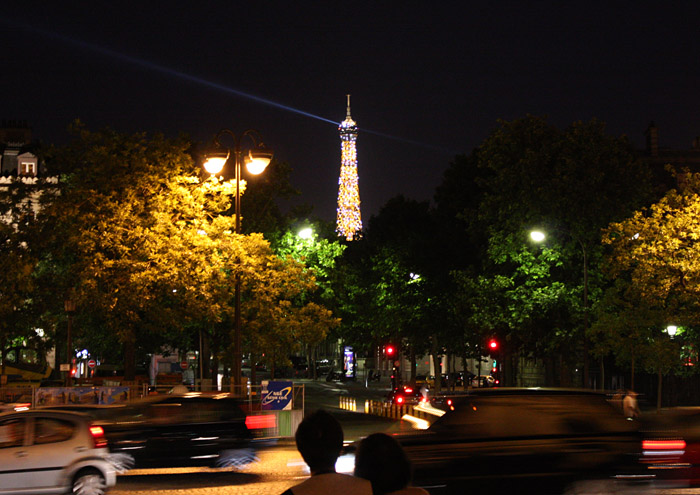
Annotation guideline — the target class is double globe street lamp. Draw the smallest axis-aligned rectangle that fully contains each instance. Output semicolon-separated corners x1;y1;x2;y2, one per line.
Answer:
203;129;273;394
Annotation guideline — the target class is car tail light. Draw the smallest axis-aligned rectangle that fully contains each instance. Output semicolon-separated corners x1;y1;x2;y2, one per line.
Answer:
13;403;30;411
89;425;108;448
404;387;413;393
245;414;276;429
643;439;686;451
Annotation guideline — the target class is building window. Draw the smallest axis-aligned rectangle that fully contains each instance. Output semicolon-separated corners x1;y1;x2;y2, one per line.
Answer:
19;162;36;176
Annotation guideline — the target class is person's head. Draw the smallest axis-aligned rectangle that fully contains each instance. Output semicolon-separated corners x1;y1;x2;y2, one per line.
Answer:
295;409;344;473
354;433;412;495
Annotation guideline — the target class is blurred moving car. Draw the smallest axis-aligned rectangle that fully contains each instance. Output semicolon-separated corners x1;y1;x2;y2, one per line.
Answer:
0;409;117;495
639;406;700;487
471;374;496;387
86;393;255;469
390;388;650;494
385;385;426;406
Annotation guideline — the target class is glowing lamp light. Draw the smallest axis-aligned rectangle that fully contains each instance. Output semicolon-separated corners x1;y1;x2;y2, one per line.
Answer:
298;227;313;239
245;149;273;175
666;325;678;337
203;152;228;175
530;230;546;242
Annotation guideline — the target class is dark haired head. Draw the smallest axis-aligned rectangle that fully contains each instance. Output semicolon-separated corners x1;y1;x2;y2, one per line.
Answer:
295;409;344;473
354;433;412;495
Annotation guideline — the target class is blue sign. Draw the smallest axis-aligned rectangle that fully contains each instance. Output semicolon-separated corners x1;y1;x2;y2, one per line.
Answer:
261;381;293;410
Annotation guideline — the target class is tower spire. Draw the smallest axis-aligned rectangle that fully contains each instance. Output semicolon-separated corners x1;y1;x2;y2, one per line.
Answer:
336;96;362;241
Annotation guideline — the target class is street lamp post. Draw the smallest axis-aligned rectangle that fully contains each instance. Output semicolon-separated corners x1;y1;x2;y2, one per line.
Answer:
64;298;76;387
530;229;591;388
203;129;273;394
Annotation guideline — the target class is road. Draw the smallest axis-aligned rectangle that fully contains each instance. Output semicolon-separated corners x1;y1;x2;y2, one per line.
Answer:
112;377;394;495
109;378;700;495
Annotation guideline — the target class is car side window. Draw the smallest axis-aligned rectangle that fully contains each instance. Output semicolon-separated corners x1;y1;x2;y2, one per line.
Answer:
33;418;75;445
0;418;25;448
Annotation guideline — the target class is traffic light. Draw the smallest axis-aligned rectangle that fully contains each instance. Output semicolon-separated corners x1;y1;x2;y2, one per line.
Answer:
385;345;395;357
488;338;498;351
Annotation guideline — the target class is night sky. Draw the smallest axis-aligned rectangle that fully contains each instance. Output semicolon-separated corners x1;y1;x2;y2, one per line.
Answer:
3;2;700;223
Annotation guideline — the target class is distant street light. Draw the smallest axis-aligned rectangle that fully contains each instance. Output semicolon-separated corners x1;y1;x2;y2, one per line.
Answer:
298;227;313;240
530;228;591;387
203;129;273;394
666;325;678;338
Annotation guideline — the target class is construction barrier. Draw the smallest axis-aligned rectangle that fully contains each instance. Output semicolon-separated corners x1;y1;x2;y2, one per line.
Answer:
339;396;435;421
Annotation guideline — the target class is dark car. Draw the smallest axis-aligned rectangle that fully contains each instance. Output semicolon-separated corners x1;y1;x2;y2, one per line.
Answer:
87;393;254;469
385;385;426;406
390;388;650;494
638;406;700;487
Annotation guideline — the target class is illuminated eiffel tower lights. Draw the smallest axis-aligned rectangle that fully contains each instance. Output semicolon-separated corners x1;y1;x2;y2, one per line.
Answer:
336;95;362;241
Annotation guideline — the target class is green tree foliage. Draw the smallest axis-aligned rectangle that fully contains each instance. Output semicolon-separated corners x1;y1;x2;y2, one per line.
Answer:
440;116;653;385
0;178;42;359
337;196;437;380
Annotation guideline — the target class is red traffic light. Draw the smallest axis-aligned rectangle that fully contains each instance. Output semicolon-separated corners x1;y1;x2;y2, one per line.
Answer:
488;339;498;351
385;345;395;356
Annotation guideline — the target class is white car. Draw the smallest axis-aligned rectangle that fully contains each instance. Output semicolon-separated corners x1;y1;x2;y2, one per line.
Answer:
0;409;117;495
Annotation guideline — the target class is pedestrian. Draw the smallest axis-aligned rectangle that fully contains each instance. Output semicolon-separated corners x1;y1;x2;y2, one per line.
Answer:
354;432;429;495
623;389;640;419
281;409;372;495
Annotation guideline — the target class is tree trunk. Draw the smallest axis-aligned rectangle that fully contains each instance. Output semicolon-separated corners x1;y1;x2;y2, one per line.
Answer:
123;339;136;381
430;335;441;394
201;330;211;380
657;369;663;412
409;345;417;384
630;355;635;391
462;355;469;390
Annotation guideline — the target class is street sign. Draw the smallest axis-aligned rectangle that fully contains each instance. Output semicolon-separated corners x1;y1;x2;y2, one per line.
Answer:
60;364;70;372
180;361;188;370
87;359;96;369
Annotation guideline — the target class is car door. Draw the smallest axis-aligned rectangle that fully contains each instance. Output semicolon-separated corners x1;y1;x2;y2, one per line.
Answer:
20;415;78;491
0;416;28;491
142;399;194;465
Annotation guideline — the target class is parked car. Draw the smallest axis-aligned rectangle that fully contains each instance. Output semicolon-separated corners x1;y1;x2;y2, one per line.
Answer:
386;388;651;494
86;393;255;469
0;409;117;495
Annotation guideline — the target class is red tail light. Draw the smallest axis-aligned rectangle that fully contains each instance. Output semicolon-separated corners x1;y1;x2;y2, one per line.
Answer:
404;387;413;393
245;414;276;429
89;425;107;448
643;439;686;451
